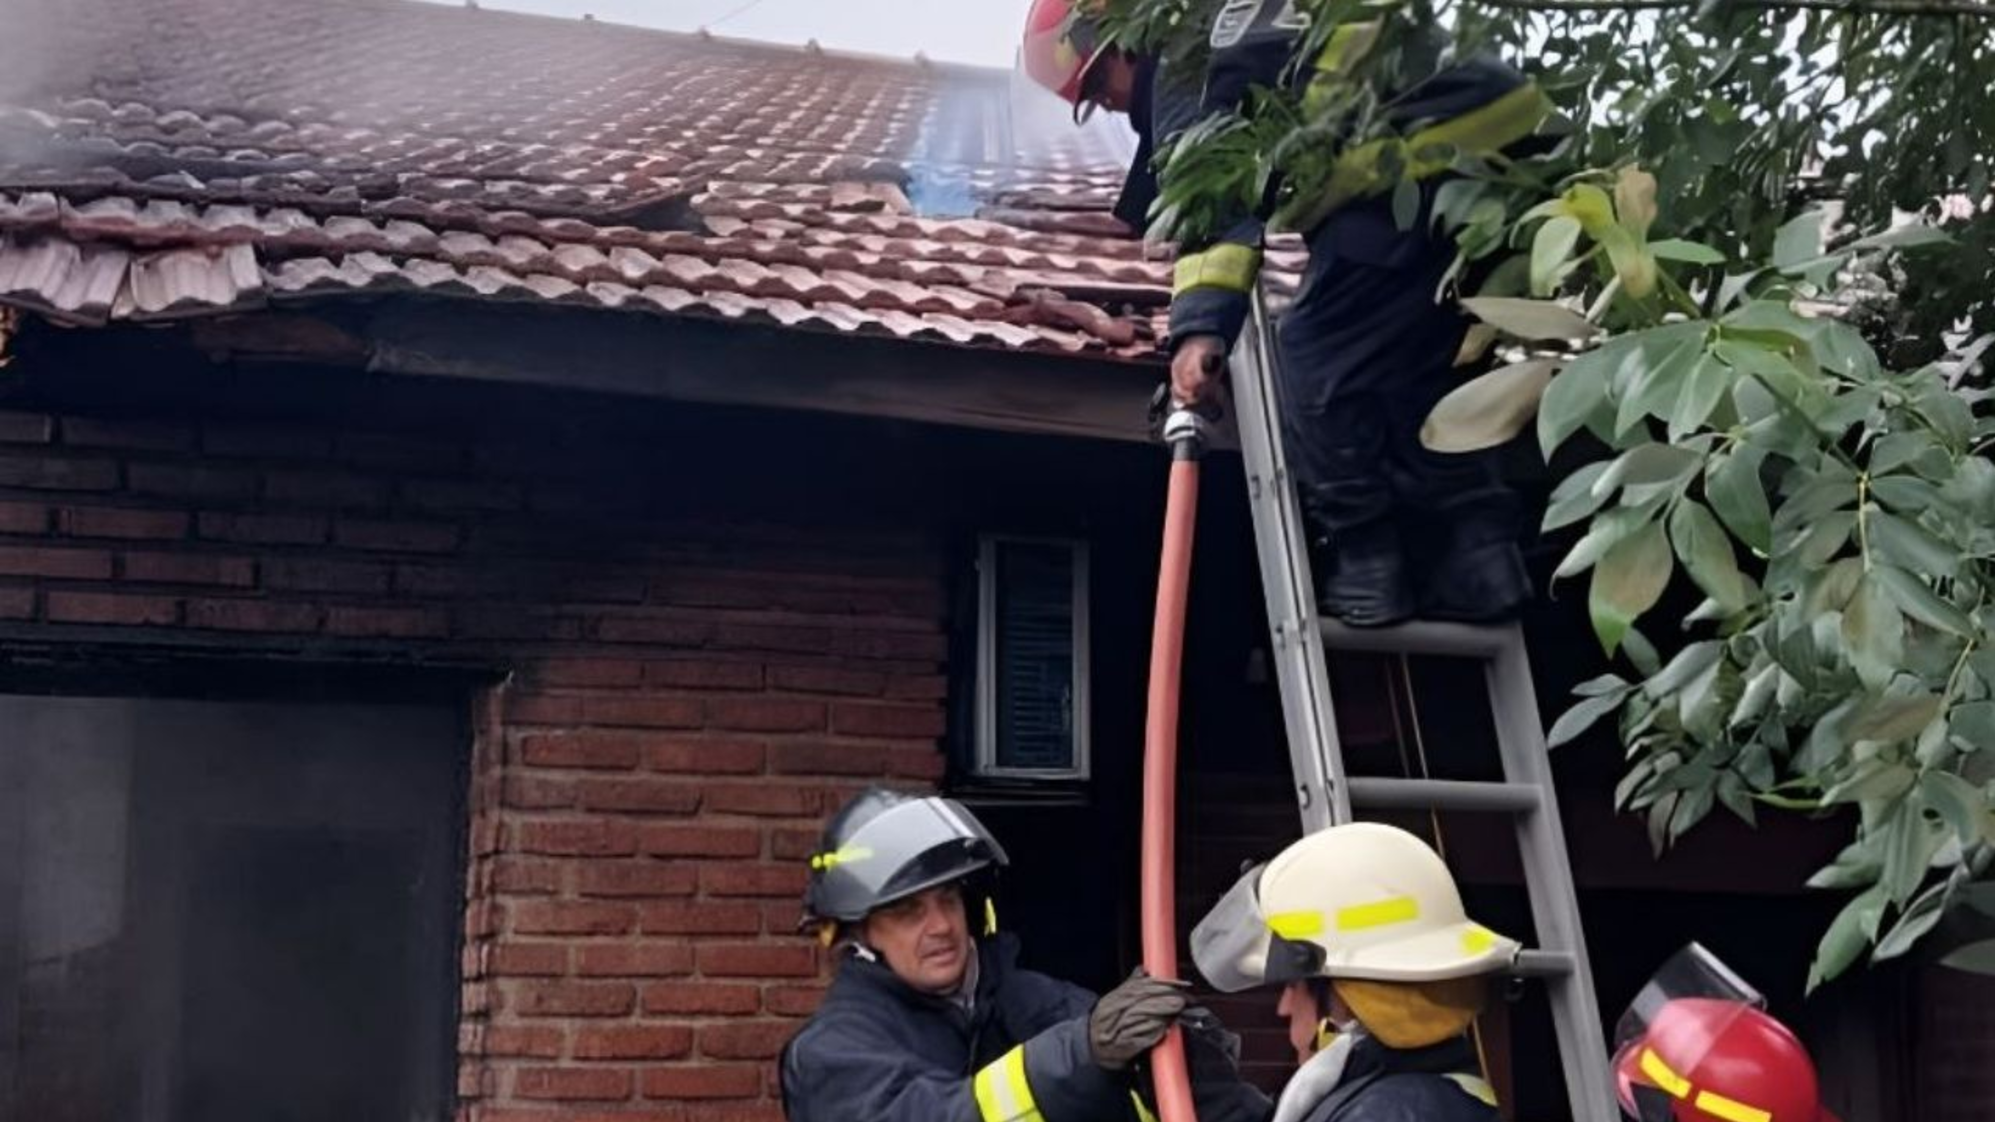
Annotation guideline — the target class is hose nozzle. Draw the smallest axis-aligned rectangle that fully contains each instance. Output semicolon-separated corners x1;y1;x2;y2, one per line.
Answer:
1162;407;1207;460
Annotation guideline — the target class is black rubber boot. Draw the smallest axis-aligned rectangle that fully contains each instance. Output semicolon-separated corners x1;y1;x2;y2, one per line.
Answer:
1419;496;1532;623
1317;522;1416;628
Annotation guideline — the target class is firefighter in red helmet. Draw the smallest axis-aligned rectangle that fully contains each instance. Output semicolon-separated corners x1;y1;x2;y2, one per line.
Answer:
1021;0;1551;628
1614;945;1842;1122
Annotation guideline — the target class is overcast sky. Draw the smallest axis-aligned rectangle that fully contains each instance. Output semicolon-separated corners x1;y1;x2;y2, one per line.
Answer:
415;0;1034;67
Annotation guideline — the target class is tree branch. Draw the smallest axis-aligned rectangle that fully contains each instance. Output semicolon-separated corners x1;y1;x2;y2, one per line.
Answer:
1469;0;1995;15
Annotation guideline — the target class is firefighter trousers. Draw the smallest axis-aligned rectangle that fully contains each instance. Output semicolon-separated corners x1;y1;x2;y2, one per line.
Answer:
1272;191;1517;553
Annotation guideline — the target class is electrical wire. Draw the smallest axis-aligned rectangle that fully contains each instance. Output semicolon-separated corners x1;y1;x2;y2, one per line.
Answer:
704;0;773;31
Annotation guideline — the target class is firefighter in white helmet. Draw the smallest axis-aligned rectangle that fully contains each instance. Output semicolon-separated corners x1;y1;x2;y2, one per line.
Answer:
1191;822;1520;1122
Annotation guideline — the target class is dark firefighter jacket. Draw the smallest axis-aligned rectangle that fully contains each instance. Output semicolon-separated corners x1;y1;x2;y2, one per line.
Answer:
779;933;1272;1122
1111;0;1548;350
1283;1034;1500;1122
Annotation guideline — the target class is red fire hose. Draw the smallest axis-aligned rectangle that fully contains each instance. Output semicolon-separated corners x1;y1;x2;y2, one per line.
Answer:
1142;406;1207;1122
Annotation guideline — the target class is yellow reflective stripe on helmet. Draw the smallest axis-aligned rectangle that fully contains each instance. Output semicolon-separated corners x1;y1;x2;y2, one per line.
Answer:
1266;910;1325;939
808;844;874;871
1693;1090;1772;1122
1461;924;1497;954
1172;244;1264;296
1443;1073;1499;1107
1335;895;1420;931
1638;1047;1693;1099
1131;1090;1160;1122
972;1045;1043;1122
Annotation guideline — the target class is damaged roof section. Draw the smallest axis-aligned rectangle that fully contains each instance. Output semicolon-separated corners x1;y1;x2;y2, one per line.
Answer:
0;0;1224;359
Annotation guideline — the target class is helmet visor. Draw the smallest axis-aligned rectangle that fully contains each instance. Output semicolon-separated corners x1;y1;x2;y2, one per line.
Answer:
808;797;1008;922
1613;944;1764;1114
1190;862;1272;993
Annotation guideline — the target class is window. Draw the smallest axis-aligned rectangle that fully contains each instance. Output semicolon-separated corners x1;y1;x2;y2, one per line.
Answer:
974;535;1090;780
0;694;466;1122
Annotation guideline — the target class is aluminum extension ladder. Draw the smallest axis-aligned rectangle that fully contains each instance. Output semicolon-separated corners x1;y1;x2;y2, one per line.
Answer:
1229;289;1618;1122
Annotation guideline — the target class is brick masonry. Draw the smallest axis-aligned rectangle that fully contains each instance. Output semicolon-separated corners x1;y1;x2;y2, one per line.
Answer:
0;407;952;1122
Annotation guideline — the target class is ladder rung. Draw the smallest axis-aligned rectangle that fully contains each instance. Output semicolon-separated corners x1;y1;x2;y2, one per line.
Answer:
1512;950;1577;978
1346;777;1543;813
1318;618;1510;659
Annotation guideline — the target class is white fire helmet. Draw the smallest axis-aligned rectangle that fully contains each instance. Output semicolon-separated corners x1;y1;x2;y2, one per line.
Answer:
1191;822;1521;990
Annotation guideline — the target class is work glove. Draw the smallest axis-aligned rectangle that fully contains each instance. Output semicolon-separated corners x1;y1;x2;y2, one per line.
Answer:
1089;967;1190;1071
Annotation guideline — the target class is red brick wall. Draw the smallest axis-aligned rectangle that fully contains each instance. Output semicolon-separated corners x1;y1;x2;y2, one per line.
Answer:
0;406;952;1121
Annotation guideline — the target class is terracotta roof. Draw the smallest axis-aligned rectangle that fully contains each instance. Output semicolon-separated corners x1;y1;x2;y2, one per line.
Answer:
0;0;1230;358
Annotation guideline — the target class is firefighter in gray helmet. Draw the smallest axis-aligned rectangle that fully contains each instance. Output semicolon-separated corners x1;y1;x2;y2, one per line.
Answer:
779;787;1271;1122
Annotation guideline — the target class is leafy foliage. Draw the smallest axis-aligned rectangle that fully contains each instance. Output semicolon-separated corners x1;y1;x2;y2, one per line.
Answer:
1101;0;1995;986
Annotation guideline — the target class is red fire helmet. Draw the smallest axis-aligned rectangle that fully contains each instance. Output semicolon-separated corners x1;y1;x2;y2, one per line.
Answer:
1020;0;1111;110
1614;945;1841;1122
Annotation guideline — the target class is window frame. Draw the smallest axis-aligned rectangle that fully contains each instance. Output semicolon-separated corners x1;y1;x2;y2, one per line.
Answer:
973;533;1092;782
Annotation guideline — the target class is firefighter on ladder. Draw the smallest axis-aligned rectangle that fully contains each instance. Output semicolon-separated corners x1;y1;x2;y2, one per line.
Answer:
1023;0;1551;628
1190;822;1517;1122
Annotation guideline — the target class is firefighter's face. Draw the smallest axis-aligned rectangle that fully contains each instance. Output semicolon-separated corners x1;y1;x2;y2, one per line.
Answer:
863;882;970;993
1276;980;1322;1065
1080;51;1139;114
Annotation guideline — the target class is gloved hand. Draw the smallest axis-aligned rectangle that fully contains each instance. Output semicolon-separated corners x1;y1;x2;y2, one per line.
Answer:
1089;968;1190;1071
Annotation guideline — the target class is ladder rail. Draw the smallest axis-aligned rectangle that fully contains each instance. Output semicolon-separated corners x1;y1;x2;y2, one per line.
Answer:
1231;287;1350;831
1229;289;1617;1122
1487;628;1620;1122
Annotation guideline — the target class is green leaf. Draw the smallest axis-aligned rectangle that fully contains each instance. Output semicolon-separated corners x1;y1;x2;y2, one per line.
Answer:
1544;461;1615;532
1530;216;1583;296
1731;663;1780;728
1773;211;1827;269
1847;224;1952;253
1668;354;1733;442
1590;521;1673;655
1810;886;1886;992
1668;501;1751;611
1874;878;1950;961
1706;445;1773;556
1650;238;1726;265
1920;770;1993;845
1668;782;1717;844
1869;475;1942;513
1808;838;1882;889
1804;556;1865;616
1951;702;1995;751
1847;692;1944;744
1823;759;1917;805
1594;442;1702;501
1869;510;1961;580
1461;297;1601;342
1939;938;1995;977
1556;505;1654;579
1868;432;1941;478
1391;176;1422;231
1616;329;1707;438
1874;566;1975;639
1421;359;1559;453
1613;165;1658;238
1549;689;1631;748
1717;772;1758;826
1539;346;1617;456
1575;673;1632;698
1841;575;1906;691
1879;799;1942;906
1645;640;1725;698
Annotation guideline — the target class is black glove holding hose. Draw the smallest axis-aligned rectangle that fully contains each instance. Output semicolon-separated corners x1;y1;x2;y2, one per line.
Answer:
1090;968;1191;1071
